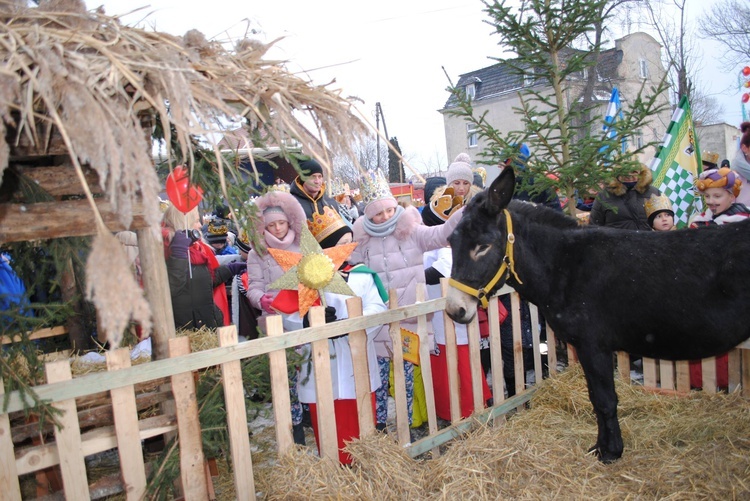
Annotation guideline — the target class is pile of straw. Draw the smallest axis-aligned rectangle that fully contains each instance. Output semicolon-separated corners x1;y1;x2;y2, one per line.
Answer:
259;365;750;499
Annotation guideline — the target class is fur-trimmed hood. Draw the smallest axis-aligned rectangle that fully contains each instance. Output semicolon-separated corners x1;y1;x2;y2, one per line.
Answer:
252;191;306;249
605;165;653;197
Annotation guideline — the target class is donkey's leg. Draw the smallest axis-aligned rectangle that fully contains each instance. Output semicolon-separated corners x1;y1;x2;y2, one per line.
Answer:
576;347;623;463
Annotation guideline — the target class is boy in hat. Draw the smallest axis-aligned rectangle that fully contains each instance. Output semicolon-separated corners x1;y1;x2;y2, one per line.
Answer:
644;193;676;231
290;157;341;220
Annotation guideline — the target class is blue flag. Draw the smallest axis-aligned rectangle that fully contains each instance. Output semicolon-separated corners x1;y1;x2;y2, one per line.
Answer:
600;87;626;155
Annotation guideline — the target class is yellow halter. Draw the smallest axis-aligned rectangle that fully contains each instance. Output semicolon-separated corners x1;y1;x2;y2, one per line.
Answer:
448;209;523;308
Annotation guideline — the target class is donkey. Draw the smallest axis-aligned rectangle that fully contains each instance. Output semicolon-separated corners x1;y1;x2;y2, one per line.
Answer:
445;166;750;462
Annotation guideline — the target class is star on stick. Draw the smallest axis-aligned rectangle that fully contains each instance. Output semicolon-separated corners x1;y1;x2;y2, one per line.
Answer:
267;225;357;316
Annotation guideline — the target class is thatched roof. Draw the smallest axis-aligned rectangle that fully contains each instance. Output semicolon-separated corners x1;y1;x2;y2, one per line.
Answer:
0;0;369;346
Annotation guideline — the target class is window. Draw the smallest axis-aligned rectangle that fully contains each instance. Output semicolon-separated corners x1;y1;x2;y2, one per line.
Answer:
635;130;644;149
467;123;478;148
466;83;476;100
639;59;648;80
524;68;536;87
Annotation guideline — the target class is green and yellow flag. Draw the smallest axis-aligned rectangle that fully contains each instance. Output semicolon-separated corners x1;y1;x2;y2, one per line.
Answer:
649;96;703;228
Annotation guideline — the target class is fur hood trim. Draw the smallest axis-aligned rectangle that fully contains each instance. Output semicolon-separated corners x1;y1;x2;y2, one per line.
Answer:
606;165;653;197
252;191;306;248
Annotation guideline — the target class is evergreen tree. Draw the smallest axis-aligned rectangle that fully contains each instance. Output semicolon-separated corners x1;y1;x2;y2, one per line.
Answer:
447;0;670;215
388;137;404;183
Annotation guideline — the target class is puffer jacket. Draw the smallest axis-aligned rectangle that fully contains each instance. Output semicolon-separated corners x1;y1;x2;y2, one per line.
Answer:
351;205;463;357
589;165;660;230
246;191;306;316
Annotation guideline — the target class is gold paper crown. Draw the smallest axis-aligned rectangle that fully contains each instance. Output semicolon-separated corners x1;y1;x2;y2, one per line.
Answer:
360;170;392;206
267;183;290;193
430;186;464;222
702;151;719;165
307;206;347;244
473;167;487;186
327;178;346;198
644;193;673;219
236;228;252;252
207;220;228;235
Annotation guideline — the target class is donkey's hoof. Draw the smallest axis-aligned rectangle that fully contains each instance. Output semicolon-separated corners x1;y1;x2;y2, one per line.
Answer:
587;444;621;463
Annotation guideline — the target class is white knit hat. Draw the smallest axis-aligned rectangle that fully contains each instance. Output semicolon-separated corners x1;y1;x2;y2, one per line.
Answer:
446;153;474;186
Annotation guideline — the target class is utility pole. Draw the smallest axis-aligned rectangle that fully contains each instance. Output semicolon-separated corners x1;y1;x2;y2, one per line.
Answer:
375;102;389;171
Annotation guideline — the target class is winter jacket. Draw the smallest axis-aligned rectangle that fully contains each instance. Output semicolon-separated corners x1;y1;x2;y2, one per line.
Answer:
731;149;750;206
689;202;750;227
589;166;660;230
351;205;464;357
289;177;341;220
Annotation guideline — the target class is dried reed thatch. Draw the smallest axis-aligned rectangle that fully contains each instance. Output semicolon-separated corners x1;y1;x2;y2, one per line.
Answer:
0;0;369;347
260;365;750;500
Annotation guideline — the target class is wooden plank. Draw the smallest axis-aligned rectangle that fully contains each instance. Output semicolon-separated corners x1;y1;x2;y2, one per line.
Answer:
414;286;438;457
309;306;338;461
642;357;657;389
727;348;741;393
510;292;525;397
2;298;451;414
168;337;209;500
440;278;461;424
106;349;147;501
659;360;675;391
15;415;176;475
702;357;717;394
466;313;484;415
528;303;543;384
388;291;410;445
742;349;750;398
1;325;68;345
0;198;149;243
11;165;102;198
0;377;22;501
616;352;630;383
487;296;505;425
45;360;90;500
218;326;255;500
266;315;293;455
136;223;176;361
345;297;375;437
675;360;690;393
546;323;557;376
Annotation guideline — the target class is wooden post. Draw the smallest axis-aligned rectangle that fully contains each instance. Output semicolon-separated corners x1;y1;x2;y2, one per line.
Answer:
60;256;89;352
388;291;410;445
546;323;557;376
510;292;525;398
643;358;658;389
218;326;255;500
466;312;484;416
727;348;741;393
309;306;338;461
659;360;675;391
136;225;175;361
106;348;147;501
346;297;376;437
702;357;717;394
528;303;543;384
617;352;630;383
741;349;750;398
0;377;22;501
415;285;439;457
267;315;294;454
675;360;691;393
487;296;505;425
440;279;461;424
46;360;90;500
168;337;209;500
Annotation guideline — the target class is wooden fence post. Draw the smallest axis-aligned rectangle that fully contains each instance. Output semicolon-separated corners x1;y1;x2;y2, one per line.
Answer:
218;326;255;500
388;291;411;445
0;377;21;500
267;315;294;454
415;285;438;457
308;306;338;461
440;279;461;424
510;292;525;398
487;296;505;424
346;297;376;437
106;348;147;501
168;337;209;500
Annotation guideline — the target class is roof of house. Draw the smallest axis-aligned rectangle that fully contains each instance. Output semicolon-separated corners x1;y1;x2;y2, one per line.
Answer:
442;45;623;110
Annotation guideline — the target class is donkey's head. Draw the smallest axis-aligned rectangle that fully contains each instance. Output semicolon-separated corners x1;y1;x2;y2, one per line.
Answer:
446;166;516;324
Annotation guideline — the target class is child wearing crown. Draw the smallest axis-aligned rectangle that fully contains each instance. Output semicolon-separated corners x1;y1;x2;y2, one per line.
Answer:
350;170;464;431
644;193;676;231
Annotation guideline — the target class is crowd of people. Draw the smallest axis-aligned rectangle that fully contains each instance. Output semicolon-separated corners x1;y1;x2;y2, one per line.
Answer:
121;130;750;463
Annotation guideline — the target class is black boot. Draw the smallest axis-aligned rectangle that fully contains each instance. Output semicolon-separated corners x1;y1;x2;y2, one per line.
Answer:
292;423;306;446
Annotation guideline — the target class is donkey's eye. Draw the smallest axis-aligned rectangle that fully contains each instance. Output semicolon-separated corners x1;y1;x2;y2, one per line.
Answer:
470;244;493;260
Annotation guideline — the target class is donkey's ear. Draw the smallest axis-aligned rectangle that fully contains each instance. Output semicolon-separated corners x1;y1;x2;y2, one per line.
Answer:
486;167;515;215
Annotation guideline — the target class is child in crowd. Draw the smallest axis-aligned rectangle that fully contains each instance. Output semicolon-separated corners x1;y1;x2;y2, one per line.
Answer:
422;183;493;421
278;207;387;464
688;168;749;390
245;189;308;444
350;170;464;430
231;228;258;341
644;193;676;231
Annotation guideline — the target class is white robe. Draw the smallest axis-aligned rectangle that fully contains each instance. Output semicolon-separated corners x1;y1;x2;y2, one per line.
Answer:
423;247;469;346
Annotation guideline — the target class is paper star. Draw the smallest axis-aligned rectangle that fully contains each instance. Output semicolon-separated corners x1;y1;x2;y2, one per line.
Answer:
267;225;358;317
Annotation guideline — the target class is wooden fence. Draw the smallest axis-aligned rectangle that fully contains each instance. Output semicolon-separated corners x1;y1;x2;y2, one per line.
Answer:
1;284;748;500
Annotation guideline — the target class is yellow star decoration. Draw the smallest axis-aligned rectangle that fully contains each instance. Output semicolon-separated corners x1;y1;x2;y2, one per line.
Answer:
267;225;358;317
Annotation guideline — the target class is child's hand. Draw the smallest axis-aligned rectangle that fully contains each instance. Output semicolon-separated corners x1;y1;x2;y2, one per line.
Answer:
260;293;275;313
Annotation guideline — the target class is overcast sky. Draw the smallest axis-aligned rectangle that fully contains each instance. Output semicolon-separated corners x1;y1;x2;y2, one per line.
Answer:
92;0;742;174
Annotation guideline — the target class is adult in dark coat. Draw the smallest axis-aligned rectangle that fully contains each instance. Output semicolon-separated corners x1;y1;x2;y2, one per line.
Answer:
289;158;341;220
589;163;660;230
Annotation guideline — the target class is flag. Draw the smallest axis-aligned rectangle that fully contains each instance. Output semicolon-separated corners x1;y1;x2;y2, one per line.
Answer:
600;87;626;154
649;96;702;228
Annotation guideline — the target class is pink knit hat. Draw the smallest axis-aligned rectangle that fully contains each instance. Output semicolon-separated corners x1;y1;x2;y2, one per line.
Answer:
446;153;474;186
263;206;288;226
364;197;398;220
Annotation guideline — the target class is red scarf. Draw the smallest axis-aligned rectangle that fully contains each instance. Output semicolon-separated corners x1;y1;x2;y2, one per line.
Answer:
189;241;230;326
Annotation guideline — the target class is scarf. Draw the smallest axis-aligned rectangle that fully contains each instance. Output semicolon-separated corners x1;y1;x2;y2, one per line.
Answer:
363;205;405;238
264;228;296;250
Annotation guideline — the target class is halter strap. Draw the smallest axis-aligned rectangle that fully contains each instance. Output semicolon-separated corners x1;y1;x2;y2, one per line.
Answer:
448;209;523;308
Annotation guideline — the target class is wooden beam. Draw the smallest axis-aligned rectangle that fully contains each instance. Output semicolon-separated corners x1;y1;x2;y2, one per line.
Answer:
10;165;102;199
0;199;149;243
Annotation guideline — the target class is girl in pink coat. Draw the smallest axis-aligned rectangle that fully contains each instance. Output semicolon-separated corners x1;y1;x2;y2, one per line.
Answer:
350;170;463;431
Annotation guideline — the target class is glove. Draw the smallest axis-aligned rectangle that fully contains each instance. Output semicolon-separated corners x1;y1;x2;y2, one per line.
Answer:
302;306;337;328
260;293;275;314
169;230;191;260
227;261;247;276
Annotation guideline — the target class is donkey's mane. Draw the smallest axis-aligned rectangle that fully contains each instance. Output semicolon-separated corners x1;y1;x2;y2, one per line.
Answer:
507;199;580;230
